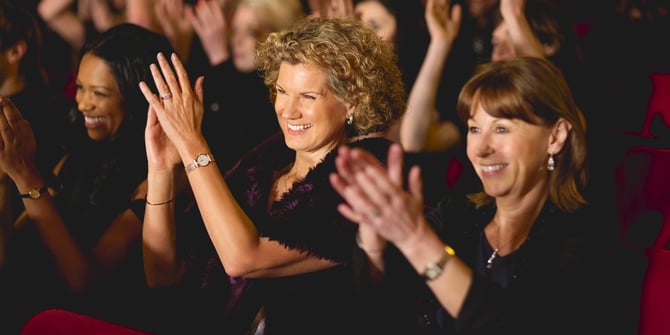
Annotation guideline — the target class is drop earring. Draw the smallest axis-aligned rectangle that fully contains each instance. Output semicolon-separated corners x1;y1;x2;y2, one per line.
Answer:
346;113;353;125
547;153;555;171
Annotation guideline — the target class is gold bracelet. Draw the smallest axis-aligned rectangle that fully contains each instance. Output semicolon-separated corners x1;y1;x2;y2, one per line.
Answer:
355;230;386;254
145;197;175;206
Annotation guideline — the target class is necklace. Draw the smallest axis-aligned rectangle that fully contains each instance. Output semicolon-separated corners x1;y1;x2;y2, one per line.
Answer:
485;223;530;270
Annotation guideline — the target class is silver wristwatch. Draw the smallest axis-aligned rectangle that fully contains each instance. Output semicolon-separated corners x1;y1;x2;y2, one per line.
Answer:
185;153;215;173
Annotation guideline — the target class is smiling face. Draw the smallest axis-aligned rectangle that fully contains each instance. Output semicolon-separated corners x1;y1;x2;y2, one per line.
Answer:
466;103;553;200
354;1;397;44
75;53;125;141
274;62;351;157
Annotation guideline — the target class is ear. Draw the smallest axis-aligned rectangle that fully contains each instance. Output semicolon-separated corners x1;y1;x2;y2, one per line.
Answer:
548;118;571;154
542;41;559;57
345;102;357;119
5;40;27;65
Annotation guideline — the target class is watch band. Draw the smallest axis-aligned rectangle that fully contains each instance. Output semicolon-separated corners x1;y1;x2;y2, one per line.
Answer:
185;153;215;173
421;245;456;281
20;186;48;200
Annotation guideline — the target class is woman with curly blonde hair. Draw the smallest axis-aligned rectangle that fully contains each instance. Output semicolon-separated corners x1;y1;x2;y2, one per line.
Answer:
138;16;406;334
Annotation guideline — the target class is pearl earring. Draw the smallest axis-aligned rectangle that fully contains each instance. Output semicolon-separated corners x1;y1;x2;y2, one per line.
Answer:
346;113;353;125
547;153;555;171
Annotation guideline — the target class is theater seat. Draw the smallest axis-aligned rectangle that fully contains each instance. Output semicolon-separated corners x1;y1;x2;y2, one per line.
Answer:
639;221;670;335
614;146;670;335
20;309;153;335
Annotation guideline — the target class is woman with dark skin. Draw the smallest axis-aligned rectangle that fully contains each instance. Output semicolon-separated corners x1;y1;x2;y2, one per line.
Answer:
0;23;172;333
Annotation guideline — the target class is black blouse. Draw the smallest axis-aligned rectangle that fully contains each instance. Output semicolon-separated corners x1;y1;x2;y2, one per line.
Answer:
355;193;615;335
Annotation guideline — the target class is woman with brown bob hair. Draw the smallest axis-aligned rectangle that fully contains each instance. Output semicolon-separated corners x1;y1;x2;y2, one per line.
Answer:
330;56;615;334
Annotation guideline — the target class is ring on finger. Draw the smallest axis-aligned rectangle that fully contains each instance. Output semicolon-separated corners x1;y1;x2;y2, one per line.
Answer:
369;209;380;218
160;92;172;100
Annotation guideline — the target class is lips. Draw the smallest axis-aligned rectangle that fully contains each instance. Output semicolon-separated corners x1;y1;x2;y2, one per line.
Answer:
481;164;506;173
84;115;105;128
287;123;312;131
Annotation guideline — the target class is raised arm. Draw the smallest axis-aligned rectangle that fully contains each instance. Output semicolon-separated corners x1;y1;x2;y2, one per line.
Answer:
0;96;143;293
139;53;335;279
498;0;545;58
154;0;195;62
399;0;461;152
37;0;86;51
186;0;229;66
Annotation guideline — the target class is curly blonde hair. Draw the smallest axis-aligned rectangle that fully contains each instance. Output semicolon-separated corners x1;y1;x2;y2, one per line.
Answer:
255;16;406;137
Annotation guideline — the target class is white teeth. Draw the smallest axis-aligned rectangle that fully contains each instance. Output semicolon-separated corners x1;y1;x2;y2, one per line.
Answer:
482;164;505;172
287;123;312;131
85;116;105;126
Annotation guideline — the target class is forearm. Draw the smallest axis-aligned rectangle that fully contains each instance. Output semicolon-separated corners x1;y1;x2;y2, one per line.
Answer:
37;0;75;21
89;0;123;32
177;139;265;275
37;7;86;50
124;0;160;32
0;172;10;267
400;39;453;152
143;168;183;287
395;222;472;318
503;11;545;58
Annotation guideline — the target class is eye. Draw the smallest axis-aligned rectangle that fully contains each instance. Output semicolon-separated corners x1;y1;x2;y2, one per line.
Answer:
275;87;286;95
495;126;508;134
468;126;480;134
302;93;317;100
75;84;83;91
94;91;109;98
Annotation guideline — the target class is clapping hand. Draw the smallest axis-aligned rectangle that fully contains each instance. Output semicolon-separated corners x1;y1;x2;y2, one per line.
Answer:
0;97;38;181
139;52;205;165
330;143;428;251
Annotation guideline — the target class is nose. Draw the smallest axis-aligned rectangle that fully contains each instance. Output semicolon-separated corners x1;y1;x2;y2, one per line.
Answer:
470;133;493;157
277;96;300;120
76;91;93;113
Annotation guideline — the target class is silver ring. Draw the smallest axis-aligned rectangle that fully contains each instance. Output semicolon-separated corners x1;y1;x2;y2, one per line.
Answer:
160;92;172;100
369;210;380;218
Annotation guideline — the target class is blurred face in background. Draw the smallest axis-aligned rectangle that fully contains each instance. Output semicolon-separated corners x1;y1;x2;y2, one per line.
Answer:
467;0;499;19
231;3;271;73
354;1;397;43
75;53;126;141
491;21;516;62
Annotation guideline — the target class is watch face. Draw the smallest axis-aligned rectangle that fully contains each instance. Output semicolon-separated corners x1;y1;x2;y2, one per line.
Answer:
196;154;210;166
425;266;439;279
29;189;41;199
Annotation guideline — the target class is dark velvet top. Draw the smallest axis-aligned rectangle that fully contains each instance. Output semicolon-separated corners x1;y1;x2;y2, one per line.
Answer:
177;133;393;334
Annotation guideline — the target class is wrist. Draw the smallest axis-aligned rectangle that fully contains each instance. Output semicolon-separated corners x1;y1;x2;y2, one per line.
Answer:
355;230;387;254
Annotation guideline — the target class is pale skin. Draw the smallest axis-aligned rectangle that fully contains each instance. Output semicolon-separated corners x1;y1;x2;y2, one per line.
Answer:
139;52;354;286
0;95;145;293
329;105;571;317
399;0;462;152
491;0;547;62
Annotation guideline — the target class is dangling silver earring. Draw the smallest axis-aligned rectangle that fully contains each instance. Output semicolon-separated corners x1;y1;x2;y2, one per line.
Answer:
547;153;555;171
346;113;353;125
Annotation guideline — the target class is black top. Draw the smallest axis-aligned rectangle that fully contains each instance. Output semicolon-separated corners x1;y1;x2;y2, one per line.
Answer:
355;193;620;335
